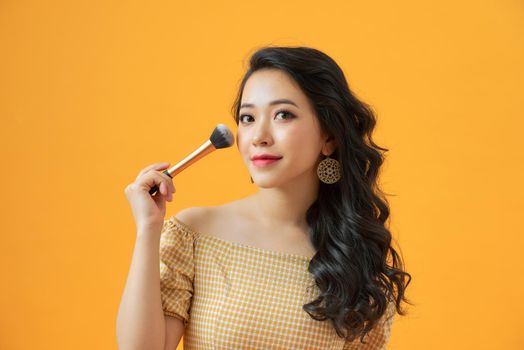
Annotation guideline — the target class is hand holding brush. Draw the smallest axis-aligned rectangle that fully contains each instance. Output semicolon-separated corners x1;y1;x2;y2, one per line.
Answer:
124;123;234;234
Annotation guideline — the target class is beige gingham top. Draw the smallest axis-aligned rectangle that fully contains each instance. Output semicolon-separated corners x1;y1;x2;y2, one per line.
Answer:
159;215;396;349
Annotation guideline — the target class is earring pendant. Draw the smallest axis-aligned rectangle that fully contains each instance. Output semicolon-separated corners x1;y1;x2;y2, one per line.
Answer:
317;156;341;184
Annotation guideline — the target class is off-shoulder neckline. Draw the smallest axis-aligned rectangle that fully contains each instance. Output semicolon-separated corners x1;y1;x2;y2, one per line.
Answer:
170;216;314;261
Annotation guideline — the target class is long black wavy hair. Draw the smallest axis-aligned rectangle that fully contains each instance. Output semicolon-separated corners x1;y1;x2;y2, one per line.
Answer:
230;46;413;344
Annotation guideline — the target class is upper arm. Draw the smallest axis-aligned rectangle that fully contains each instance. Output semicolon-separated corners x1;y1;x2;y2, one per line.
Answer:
162;207;208;350
163;314;185;350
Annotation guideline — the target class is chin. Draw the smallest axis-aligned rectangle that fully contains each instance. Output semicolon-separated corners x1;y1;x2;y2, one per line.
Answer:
251;175;288;189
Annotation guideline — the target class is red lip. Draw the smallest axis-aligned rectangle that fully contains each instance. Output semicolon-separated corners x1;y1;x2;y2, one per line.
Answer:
252;158;281;167
251;154;283;160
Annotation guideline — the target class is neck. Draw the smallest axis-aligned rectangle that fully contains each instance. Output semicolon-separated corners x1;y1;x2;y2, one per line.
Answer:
250;172;319;231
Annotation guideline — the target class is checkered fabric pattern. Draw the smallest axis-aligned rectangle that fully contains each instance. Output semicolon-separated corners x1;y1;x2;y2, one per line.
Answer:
159;215;395;349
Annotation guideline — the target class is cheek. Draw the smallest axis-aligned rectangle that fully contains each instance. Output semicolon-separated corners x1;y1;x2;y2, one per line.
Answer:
278;137;321;165
236;131;250;160
276;125;318;151
237;131;246;147
274;125;302;143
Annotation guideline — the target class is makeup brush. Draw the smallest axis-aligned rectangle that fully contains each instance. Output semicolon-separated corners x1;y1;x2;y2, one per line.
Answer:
149;123;235;196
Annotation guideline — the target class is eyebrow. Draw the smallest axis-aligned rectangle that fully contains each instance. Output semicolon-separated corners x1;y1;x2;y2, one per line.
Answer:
240;98;299;109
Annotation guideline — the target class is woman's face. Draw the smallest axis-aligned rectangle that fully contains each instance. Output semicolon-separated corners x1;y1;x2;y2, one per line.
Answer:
236;68;335;188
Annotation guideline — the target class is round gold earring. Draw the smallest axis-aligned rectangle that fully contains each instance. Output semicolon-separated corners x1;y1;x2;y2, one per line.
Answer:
317;155;341;184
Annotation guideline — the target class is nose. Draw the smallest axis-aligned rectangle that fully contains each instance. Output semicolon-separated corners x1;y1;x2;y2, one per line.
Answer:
251;118;273;146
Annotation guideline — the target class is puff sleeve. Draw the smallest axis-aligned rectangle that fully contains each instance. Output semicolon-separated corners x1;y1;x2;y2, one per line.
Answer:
342;301;396;350
159;216;197;327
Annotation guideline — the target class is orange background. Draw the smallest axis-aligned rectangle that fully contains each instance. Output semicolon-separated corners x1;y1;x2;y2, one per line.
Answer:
1;1;523;349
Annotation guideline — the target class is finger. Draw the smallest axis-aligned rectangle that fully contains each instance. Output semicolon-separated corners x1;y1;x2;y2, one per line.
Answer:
159;182;173;202
154;176;168;196
152;186;167;209
146;172;174;197
157;170;175;194
160;174;176;197
162;182;169;196
141;162;169;177
136;162;170;181
138;170;167;193
141;162;170;178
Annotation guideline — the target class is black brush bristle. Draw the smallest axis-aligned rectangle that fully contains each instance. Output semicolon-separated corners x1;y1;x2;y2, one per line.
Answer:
210;124;234;149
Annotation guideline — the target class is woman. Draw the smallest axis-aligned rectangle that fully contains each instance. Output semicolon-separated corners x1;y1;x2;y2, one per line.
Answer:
117;46;412;350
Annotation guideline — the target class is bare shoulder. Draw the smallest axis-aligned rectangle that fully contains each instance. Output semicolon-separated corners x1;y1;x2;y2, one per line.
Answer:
172;198;251;239
174;206;210;224
173;206;214;233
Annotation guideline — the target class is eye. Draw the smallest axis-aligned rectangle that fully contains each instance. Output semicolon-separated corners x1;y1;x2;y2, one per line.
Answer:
238;114;254;124
238;110;295;124
275;109;295;120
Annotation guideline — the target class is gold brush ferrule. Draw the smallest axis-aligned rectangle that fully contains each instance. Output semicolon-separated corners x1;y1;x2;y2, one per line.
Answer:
164;140;217;177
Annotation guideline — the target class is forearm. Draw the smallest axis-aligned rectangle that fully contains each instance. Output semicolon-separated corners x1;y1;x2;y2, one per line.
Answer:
116;232;165;350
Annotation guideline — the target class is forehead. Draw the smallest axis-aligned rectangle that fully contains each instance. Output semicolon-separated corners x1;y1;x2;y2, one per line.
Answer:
241;69;310;109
